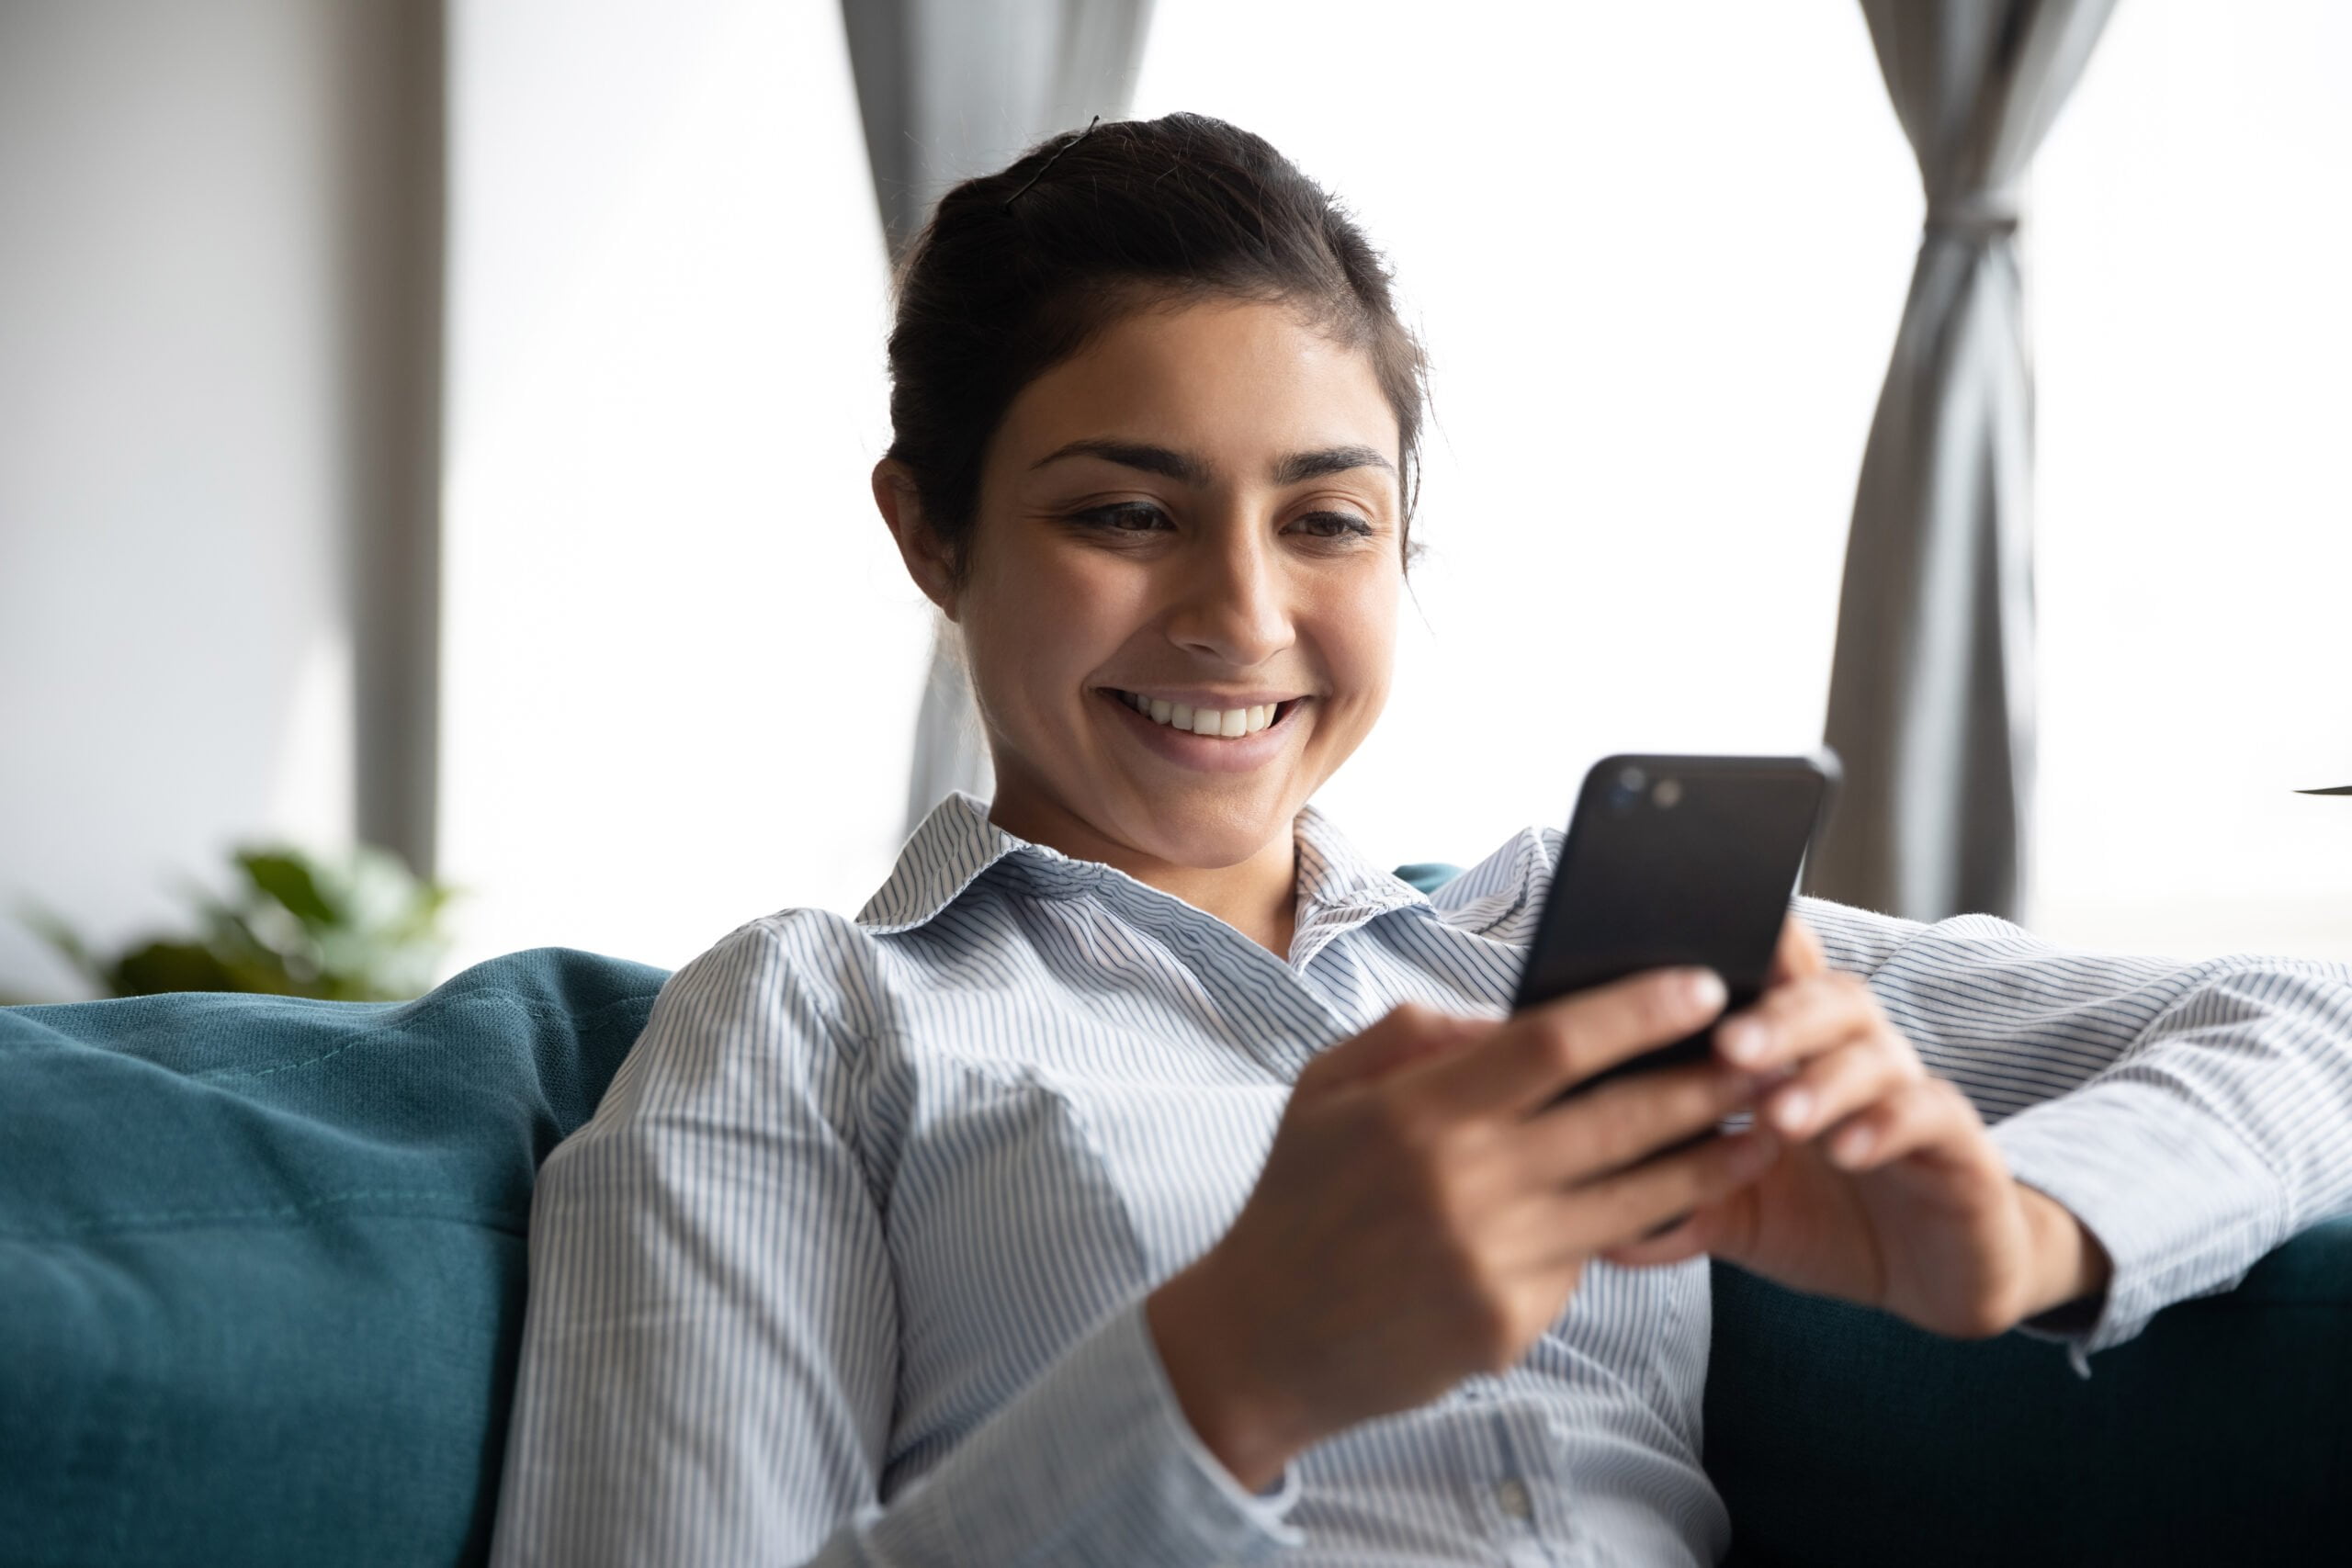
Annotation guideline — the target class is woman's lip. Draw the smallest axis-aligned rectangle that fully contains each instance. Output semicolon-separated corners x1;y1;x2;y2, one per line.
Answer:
1095;688;1306;773
1099;686;1307;709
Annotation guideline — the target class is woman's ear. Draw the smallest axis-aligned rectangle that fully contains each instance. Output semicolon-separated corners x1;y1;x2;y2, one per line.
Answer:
871;460;959;619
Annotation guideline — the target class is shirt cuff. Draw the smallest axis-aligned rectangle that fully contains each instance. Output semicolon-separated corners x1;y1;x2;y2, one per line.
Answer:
857;1300;1302;1566
1991;1076;2288;1368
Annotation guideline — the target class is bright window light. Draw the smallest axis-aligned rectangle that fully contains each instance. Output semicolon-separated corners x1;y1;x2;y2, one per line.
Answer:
2032;0;2352;961
1133;3;1917;875
440;0;2349;973
1140;1;2352;963
441;0;920;972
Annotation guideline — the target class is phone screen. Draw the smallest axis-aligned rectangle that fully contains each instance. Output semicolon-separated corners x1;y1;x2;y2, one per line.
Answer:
1515;752;1837;1099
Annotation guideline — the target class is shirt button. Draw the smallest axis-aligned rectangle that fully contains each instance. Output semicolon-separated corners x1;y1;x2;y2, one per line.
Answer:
1495;1477;1533;1521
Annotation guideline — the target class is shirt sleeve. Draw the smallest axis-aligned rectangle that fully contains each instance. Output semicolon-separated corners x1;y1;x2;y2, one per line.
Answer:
488;921;1300;1568
1796;896;2352;1363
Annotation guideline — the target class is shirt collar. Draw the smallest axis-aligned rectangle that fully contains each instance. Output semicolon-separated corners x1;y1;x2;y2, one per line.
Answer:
1289;806;1433;964
855;791;1431;944
855;792;1040;933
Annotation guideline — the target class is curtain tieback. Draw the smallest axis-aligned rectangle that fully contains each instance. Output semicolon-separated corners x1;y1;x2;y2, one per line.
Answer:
1924;189;2022;242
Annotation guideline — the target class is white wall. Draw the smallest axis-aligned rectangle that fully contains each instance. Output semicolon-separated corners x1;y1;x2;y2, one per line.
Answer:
0;1;360;999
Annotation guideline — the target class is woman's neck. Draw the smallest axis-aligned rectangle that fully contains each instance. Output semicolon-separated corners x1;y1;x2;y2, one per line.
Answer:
986;789;1300;959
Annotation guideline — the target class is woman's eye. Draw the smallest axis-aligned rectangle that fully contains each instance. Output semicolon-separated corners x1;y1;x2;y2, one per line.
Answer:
1072;502;1171;533
1289;511;1374;540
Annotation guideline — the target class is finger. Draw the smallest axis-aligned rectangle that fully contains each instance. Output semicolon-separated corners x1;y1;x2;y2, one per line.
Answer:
1306;1002;1493;1095
1768;913;1828;986
1756;1031;1922;1143
1605;1168;1768;1269
1597;1203;1724;1269
1820;1077;1980;1172
1426;967;1728;1118
1532;1059;1762;1183
1557;1128;1781;1256
1714;971;1882;1074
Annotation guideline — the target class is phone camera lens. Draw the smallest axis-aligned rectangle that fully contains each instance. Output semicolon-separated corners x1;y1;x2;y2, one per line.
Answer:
1653;778;1683;809
1611;765;1645;812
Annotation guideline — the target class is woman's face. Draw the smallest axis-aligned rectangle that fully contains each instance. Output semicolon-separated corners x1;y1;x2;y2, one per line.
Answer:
906;298;1404;872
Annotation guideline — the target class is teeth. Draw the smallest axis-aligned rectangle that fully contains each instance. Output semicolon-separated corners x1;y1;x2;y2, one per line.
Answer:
1118;692;1288;739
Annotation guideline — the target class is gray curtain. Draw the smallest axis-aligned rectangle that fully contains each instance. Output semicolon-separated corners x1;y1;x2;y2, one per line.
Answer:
840;0;1156;839
339;0;446;879
1806;0;2116;922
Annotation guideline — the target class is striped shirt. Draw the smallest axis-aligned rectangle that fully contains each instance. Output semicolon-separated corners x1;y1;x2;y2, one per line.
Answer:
490;791;2352;1567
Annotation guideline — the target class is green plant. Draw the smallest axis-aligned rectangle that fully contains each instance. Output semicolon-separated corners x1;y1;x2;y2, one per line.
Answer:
28;844;457;1002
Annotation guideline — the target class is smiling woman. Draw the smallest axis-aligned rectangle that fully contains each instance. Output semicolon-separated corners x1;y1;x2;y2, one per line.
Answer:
882;299;1407;955
487;115;2352;1568
862;115;1430;953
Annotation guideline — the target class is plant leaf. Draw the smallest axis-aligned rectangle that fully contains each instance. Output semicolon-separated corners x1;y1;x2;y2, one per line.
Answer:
24;842;456;1002
107;942;248;998
238;850;339;928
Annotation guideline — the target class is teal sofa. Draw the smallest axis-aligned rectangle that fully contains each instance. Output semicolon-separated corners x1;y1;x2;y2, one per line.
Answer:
4;945;2346;1566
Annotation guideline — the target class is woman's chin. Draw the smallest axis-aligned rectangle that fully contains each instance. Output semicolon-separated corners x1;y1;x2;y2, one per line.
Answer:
1102;787;1301;871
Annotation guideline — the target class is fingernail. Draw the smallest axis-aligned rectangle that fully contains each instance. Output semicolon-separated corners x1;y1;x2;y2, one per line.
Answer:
1719;1018;1767;1065
1834;1126;1874;1165
1771;1089;1813;1134
1685;969;1727;1016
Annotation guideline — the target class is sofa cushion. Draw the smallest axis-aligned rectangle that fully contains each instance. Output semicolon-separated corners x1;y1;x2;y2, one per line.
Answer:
0;948;666;1568
1705;1219;2352;1566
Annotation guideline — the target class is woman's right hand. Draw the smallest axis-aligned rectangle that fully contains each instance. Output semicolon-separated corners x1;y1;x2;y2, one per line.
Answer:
1145;969;1780;1490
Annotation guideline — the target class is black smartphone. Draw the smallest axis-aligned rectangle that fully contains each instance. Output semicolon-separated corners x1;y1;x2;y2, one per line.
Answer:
1514;751;1839;1100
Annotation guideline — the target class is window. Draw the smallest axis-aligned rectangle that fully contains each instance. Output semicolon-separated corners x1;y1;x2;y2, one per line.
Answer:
440;0;2351;971
1139;0;2352;961
2032;0;2352;960
441;0;917;969
1133;3;1916;875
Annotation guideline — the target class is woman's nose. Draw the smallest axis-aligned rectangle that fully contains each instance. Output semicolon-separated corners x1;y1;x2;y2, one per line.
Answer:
1164;530;1294;668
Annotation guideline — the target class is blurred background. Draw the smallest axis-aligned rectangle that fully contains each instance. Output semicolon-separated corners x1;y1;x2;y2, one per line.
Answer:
3;0;2348;1001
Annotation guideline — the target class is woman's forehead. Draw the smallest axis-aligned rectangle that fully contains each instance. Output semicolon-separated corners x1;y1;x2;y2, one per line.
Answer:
996;299;1402;476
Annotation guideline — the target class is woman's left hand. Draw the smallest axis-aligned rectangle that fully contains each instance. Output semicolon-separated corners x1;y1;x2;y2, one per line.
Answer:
1601;918;2112;1338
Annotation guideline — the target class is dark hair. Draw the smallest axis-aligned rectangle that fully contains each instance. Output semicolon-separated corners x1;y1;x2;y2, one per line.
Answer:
883;112;1429;581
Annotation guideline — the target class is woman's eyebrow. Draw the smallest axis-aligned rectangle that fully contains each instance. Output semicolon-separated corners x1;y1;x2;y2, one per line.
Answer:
1030;438;1210;484
1030;439;1396;488
1272;445;1395;484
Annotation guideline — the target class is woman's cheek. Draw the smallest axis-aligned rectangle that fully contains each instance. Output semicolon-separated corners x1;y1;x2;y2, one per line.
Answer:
1325;566;1401;712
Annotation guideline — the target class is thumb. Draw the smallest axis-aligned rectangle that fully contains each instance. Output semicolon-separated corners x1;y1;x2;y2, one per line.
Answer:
1769;914;1829;987
1304;1002;1494;1095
